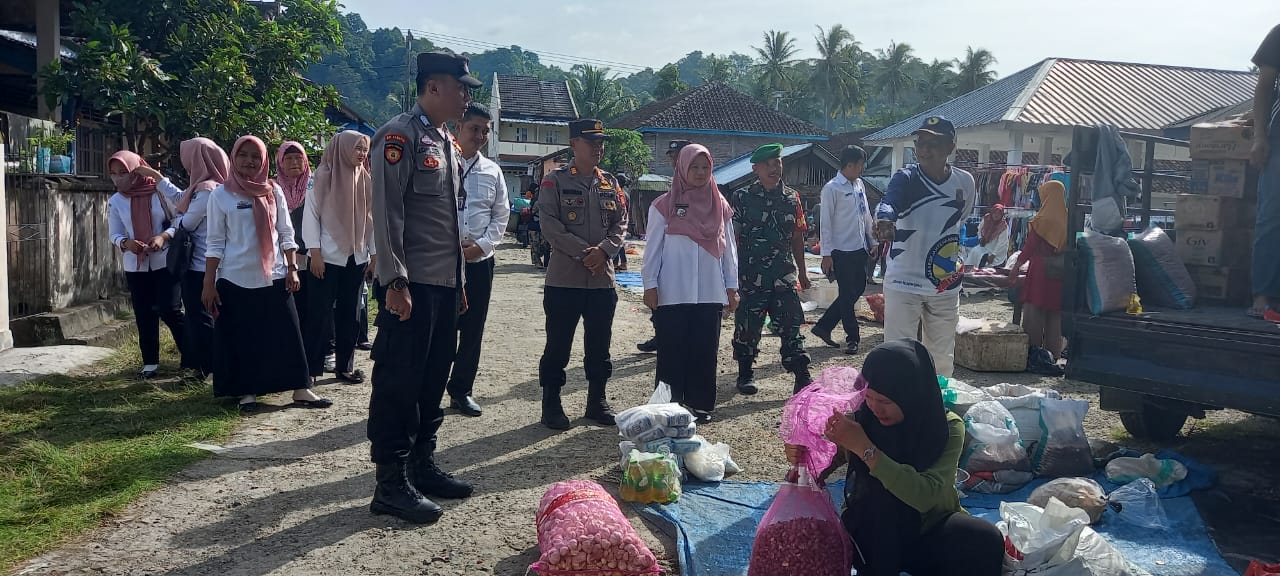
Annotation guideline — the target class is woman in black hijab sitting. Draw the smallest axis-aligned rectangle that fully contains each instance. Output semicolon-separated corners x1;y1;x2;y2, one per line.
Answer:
787;339;1003;576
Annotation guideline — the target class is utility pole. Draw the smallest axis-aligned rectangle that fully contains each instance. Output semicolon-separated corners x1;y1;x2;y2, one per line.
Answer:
404;30;414;113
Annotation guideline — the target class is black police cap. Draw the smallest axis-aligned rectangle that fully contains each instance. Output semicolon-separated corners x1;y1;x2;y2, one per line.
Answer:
417;51;482;88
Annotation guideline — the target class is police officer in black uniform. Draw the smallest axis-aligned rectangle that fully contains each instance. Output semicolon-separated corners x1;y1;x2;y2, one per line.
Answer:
366;51;479;524
537;119;629;430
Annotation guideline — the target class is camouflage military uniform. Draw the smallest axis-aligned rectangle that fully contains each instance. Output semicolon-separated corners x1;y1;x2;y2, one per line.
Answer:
730;182;811;371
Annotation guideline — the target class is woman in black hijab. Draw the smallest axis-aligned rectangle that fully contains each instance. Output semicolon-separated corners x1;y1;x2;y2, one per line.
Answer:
787;339;1003;575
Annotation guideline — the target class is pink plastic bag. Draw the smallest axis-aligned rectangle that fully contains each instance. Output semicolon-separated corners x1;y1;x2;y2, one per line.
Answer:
780;366;866;478
748;468;852;576
531;481;661;576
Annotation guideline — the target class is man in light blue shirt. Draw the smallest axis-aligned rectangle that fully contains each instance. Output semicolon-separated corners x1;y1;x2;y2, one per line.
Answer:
812;145;876;354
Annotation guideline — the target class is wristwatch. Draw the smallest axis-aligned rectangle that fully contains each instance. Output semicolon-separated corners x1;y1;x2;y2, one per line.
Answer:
388;277;409;291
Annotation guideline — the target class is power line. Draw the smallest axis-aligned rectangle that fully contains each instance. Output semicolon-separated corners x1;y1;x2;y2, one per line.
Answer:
408;29;652;74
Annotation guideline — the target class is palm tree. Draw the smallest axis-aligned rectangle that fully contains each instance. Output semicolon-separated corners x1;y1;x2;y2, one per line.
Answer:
811;24;862;130
701;54;735;84
753;30;800;97
876;41;919;118
918;59;957;108
569;64;633;121
954;46;999;94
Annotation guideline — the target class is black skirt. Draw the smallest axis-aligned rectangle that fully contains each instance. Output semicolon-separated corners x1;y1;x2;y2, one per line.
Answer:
212;278;310;397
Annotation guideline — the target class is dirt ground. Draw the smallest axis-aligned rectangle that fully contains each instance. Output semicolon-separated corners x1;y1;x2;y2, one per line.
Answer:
15;242;1280;576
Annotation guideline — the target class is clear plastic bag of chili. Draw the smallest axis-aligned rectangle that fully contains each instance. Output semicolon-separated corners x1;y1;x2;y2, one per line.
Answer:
747;466;852;576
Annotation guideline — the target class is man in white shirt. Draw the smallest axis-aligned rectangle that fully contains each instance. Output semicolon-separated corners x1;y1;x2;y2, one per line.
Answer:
446;103;509;416
812;145;876;355
874;116;976;377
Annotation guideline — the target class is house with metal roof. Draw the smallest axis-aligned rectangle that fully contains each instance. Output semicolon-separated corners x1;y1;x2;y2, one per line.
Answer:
613;82;829;177
487;74;579;198
862;58;1257;172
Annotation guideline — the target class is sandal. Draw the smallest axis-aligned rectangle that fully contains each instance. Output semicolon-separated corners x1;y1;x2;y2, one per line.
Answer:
337;369;366;384
237;401;261;414
292;397;333;409
1246;307;1265;319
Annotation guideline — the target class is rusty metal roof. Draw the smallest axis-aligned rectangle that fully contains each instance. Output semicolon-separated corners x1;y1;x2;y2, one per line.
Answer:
864;58;1257;142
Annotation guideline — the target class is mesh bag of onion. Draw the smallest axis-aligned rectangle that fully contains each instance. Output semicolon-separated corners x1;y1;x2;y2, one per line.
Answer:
747;468;852;576
779;366;866;478
531;481;661;576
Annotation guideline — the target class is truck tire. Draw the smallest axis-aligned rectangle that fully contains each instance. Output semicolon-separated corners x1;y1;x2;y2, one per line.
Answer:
1119;403;1188;442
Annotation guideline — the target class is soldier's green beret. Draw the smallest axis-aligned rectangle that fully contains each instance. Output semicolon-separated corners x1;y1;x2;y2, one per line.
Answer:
750;143;783;164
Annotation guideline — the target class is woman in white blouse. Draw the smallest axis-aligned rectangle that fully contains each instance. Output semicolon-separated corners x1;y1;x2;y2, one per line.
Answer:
135;137;229;378
107;150;188;378
641;144;738;423
202;135;330;413
302;130;374;384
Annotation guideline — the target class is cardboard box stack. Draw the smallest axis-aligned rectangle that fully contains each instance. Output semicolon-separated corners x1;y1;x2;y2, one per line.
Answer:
1179;120;1258;304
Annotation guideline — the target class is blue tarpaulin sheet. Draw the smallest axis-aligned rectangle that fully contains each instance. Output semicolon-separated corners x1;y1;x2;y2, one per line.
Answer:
639;475;1235;576
615;271;644;289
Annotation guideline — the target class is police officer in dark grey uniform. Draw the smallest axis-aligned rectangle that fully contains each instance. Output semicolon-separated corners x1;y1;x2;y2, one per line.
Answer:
537;119;629;430
366;51;479;524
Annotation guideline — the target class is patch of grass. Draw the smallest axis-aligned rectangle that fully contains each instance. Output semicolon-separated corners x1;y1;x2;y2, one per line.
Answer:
0;337;239;572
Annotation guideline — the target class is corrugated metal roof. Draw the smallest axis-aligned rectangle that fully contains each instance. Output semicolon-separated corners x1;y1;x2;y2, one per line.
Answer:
614;83;827;137
713;143;812;187
0;29;77;59
862;60;1048;141
863;58;1257;143
1013;59;1256;129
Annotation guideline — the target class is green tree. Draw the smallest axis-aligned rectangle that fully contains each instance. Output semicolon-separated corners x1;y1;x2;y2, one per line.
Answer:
43;0;344;159
701;54;736;84
918;58;958;109
654;63;689;100
601;128;653;178
811;24;862;130
569;65;634;121
954;46;999;94
875;41;919;118
753;30;800;96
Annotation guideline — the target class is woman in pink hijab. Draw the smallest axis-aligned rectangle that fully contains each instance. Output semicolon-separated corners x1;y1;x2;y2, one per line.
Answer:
203;135;331;413
135;137;229;378
107;150;187;378
301;130;374;384
640;144;738;422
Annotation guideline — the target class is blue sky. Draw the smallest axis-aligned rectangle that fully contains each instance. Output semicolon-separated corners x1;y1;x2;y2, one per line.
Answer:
340;0;1278;77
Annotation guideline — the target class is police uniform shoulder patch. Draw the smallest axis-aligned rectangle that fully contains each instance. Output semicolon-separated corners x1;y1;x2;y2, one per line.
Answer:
384;143;403;165
385;133;408;145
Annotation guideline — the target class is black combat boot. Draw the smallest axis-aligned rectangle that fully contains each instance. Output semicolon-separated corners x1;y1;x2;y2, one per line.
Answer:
584;380;616;425
370;461;443;524
792;366;813;395
736;359;758;395
541;385;571;430
407;439;473;500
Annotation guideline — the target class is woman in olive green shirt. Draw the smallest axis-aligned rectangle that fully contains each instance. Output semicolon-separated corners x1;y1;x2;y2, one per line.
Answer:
789;339;1003;575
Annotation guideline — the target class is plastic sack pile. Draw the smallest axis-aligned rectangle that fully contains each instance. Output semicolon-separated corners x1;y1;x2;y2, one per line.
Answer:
747;467;851;576
998;497;1134;576
531;481;660;576
617;384;739;486
779;366;866;478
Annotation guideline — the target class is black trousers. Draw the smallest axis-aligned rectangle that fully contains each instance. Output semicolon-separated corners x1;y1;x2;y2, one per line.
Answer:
368;283;459;464
125;269;186;366
815;249;869;346
844;483;1004;576
539;287;616;390
357;279;370;344
296;270;335;359
654;303;722;412
448;258;495;398
181;269;215;375
305;257;368;377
